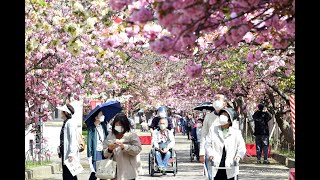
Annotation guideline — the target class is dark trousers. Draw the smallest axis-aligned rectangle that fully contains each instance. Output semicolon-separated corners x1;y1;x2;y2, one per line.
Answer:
214;147;238;180
62;164;78;180
193;141;200;159
181;126;186;135
61;151;77;180
186;127;191;139
255;135;269;161
89;151;106;180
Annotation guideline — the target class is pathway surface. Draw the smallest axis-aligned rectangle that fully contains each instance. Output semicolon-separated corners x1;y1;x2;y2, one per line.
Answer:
30;131;290;180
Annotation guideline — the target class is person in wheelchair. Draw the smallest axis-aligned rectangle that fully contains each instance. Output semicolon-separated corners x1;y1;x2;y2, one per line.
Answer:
152;117;175;175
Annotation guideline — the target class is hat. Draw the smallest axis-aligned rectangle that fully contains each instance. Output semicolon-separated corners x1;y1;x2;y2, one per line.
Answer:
157;106;167;118
213;108;236;126
57;104;72;114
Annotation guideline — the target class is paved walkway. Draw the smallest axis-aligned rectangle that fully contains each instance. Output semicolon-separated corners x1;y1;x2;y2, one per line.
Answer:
30;131;290;180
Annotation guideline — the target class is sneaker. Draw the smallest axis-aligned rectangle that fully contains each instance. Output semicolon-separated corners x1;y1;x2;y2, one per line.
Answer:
263;160;270;164
257;160;262;164
162;170;167;175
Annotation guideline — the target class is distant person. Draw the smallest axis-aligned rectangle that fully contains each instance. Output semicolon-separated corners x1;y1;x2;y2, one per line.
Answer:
57;103;79;180
191;118;204;161
186;113;195;140
140;120;149;132
252;103;272;164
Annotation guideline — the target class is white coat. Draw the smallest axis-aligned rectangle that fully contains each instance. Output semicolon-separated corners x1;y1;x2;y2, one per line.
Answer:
205;125;246;179
62;118;80;165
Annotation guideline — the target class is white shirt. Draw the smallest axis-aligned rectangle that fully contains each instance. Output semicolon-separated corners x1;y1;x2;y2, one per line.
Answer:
196;127;202;142
199;111;219;156
96;124;104;151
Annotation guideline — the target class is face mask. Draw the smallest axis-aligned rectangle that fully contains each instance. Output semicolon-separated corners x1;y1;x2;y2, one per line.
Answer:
197;123;202;128
213;100;224;111
114;126;124;133
219;115;229;126
159;124;166;130
99;115;105;122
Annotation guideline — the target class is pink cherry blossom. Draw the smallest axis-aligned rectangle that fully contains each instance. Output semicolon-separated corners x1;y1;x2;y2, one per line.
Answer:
184;60;202;79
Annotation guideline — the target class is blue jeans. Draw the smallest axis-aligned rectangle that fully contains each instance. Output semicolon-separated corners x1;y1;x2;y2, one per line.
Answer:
205;155;212;180
155;150;171;169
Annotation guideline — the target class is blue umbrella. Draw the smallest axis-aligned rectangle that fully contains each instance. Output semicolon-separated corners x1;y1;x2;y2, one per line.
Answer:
84;100;122;127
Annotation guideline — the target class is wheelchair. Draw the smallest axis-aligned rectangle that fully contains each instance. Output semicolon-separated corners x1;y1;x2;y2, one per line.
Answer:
190;139;196;162
148;146;178;176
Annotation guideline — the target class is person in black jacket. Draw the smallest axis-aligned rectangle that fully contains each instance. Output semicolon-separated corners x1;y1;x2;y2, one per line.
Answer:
252;103;272;164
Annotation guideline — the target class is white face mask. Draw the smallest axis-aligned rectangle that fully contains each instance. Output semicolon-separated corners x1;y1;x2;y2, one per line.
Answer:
219;115;229;126
197;123;202;128
114;126;124;133
99;115;105;122
213;100;224;111
159;112;167;118
159;124;166;130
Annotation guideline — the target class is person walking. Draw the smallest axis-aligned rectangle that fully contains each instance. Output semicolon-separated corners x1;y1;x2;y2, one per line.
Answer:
103;112;142;180
206;108;246;180
87;110;109;180
57;103;79;180
252;103;272;164
191;118;204;161
186;113;195;140
199;93;229;180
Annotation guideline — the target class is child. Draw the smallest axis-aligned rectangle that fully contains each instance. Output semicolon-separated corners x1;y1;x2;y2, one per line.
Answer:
191;118;204;161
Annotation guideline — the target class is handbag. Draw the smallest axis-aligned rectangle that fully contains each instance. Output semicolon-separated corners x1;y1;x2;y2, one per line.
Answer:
95;154;117;179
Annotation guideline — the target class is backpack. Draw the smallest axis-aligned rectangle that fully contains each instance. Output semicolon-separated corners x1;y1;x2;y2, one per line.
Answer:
77;131;86;152
253;111;270;136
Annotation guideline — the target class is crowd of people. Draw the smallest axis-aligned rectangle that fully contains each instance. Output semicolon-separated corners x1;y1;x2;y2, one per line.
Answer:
56;92;273;180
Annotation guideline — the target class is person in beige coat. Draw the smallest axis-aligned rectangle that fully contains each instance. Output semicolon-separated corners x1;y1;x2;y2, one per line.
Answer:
103;112;142;180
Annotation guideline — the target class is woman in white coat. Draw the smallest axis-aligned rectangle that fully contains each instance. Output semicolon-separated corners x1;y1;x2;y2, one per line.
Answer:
57;104;80;180
205;108;246;180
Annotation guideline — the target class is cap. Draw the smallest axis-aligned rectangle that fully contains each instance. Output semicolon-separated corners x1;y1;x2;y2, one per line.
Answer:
57;104;72;114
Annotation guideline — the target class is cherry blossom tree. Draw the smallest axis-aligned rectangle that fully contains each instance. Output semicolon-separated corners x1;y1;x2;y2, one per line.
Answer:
25;0;295;148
